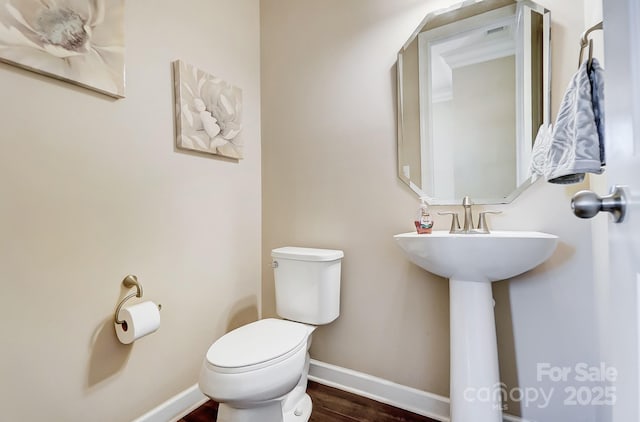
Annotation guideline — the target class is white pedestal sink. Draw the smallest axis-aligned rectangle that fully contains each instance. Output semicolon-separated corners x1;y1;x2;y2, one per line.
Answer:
394;231;558;422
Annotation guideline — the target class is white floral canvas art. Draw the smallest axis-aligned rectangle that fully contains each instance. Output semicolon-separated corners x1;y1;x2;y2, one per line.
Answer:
173;60;243;160
0;0;125;98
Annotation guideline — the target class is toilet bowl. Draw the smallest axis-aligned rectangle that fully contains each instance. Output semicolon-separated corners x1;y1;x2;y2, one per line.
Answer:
200;319;314;406
200;319;316;421
198;247;343;422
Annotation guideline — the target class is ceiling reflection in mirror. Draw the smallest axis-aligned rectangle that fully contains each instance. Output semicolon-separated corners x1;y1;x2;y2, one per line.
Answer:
397;0;550;204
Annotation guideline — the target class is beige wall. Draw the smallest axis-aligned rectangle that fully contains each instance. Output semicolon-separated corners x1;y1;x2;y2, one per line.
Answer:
0;1;260;421
262;1;603;420
261;0;461;397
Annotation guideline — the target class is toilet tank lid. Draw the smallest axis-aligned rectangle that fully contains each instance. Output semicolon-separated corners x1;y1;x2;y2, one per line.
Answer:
271;247;344;262
206;319;310;369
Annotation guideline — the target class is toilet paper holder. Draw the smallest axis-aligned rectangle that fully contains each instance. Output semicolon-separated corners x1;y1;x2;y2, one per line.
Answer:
114;275;161;325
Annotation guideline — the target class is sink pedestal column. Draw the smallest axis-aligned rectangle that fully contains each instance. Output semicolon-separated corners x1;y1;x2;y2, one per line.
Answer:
449;279;502;422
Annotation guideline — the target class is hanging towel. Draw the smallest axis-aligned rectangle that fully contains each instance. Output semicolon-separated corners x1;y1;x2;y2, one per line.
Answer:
541;58;605;184
529;123;553;182
589;59;605;166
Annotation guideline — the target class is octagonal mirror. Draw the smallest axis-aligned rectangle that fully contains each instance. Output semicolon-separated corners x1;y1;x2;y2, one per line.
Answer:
397;0;550;204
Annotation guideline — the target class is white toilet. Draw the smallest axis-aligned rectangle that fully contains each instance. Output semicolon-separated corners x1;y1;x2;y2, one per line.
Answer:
199;246;344;422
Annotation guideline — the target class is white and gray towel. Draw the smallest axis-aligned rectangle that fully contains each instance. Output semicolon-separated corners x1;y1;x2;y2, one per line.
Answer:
530;58;605;184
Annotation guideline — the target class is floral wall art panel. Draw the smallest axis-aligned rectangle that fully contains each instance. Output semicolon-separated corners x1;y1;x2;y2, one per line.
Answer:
173;60;243;160
0;0;125;98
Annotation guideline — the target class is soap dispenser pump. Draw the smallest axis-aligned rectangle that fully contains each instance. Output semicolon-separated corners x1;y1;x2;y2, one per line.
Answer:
415;198;433;234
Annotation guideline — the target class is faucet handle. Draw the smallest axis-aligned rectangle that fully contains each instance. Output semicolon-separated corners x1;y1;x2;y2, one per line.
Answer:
476;211;502;233
438;211;461;233
462;196;473;207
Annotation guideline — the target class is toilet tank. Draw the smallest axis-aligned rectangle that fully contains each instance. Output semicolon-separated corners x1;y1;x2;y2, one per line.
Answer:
271;247;344;325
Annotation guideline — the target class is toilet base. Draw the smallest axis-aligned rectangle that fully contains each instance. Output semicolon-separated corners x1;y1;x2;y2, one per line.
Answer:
284;393;312;421
216;393;312;422
217;401;282;422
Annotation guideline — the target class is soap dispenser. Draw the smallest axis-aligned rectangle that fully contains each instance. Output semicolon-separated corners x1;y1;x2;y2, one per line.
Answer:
415;198;433;234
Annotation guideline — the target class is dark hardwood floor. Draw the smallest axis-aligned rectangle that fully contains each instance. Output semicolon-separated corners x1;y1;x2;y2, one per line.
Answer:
179;381;438;422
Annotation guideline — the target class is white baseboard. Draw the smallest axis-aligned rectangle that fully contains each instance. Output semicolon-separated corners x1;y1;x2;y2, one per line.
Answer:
308;359;450;421
309;359;525;422
131;384;208;422
131;360;526;422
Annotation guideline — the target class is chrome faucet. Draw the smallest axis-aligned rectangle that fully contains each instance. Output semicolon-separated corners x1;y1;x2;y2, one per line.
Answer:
461;196;474;233
439;196;502;234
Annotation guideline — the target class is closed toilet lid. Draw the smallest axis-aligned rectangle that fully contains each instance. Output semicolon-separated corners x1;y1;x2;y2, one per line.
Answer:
271;246;344;262
206;319;310;369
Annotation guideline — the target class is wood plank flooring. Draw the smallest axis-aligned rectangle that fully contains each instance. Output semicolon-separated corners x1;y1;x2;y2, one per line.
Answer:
178;381;438;422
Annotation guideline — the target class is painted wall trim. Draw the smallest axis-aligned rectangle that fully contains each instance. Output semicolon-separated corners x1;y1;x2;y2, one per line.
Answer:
131;360;527;422
309;359;526;422
131;384;208;422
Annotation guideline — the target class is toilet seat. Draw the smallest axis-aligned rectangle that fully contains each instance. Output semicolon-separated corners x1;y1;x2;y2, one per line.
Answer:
206;319;310;374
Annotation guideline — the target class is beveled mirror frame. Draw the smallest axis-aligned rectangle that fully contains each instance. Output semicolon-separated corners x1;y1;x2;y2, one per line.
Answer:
397;0;551;204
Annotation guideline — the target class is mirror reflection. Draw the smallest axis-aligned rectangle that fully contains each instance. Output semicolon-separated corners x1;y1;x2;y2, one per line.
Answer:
397;0;550;204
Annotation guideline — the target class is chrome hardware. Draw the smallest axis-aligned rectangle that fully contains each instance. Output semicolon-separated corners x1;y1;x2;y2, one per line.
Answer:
272;261;279;268
476;211;502;234
571;185;628;223
115;275;142;325
461;196;475;233
440;197;501;234
438;211;461;234
579;21;603;71
114;275;161;325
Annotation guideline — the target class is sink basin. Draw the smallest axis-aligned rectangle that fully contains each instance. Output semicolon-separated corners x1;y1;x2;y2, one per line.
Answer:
394;230;558;422
394;230;558;282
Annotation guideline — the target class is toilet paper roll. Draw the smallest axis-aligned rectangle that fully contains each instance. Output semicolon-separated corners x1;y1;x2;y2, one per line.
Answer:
115;301;161;344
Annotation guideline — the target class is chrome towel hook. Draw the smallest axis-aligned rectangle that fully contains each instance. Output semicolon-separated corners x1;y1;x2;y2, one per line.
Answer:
578;21;603;70
114;275;144;325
